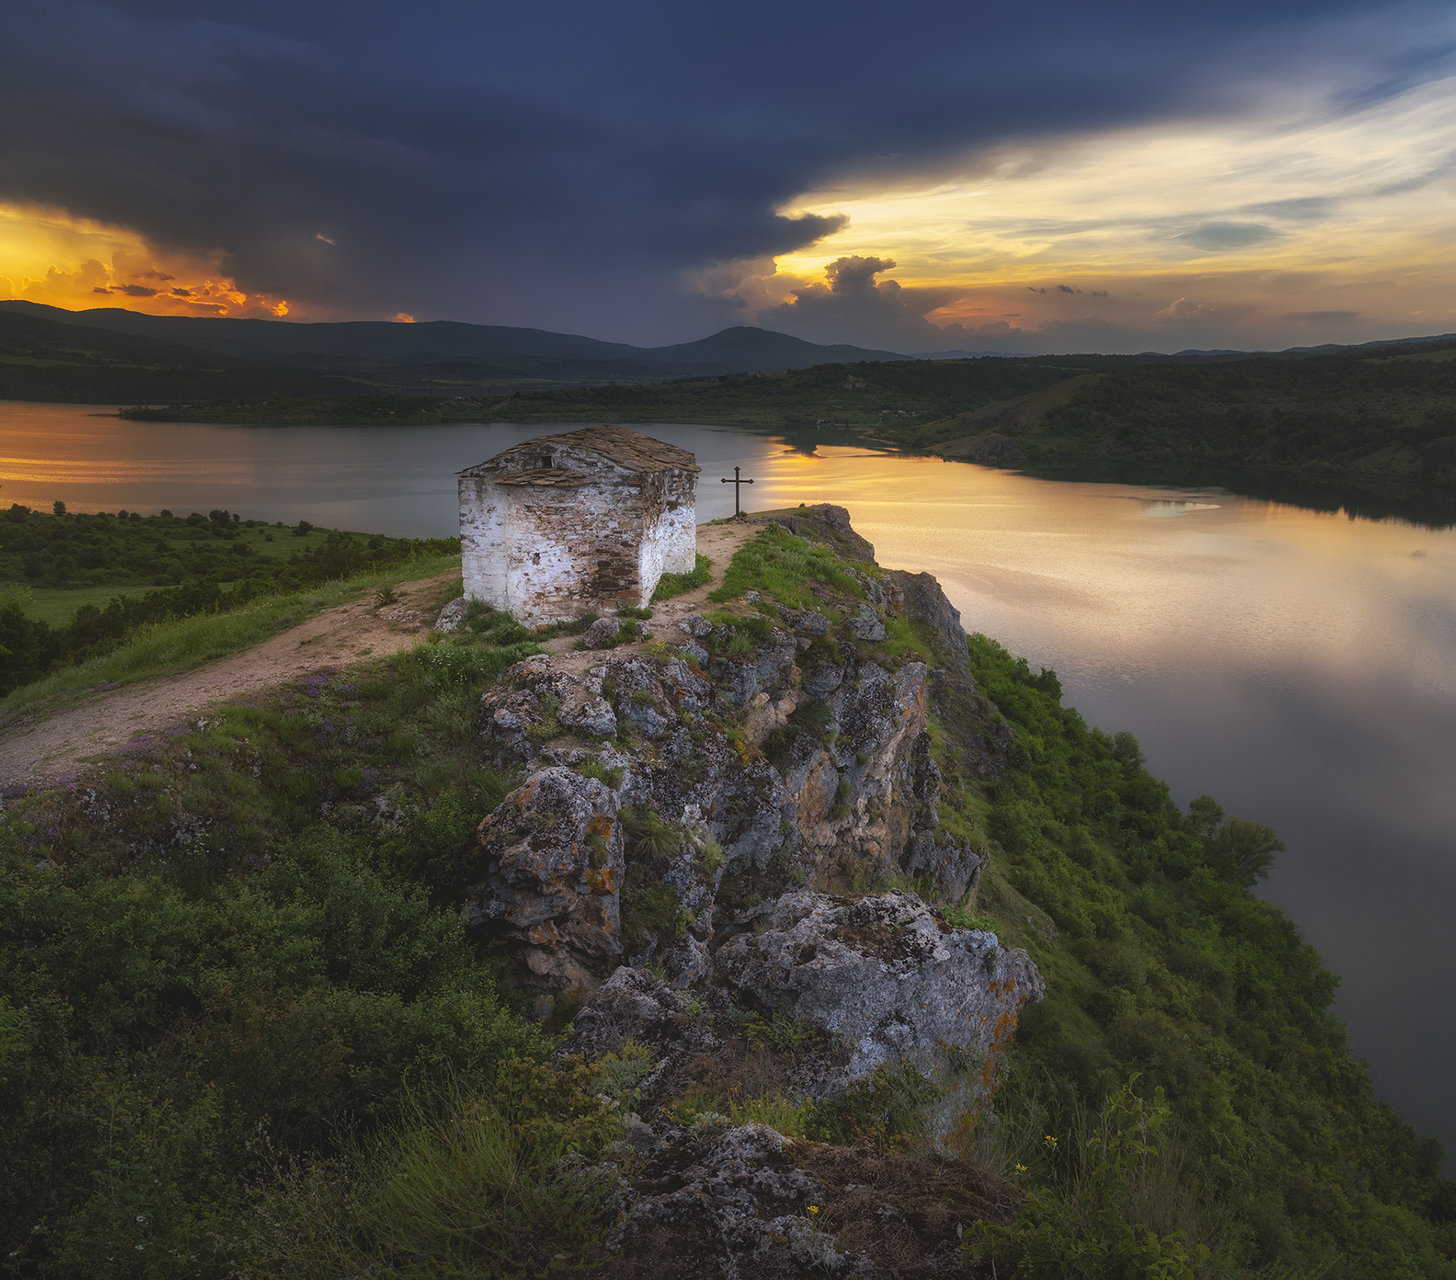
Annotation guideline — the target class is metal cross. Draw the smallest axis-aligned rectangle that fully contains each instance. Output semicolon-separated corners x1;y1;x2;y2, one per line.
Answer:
720;465;755;517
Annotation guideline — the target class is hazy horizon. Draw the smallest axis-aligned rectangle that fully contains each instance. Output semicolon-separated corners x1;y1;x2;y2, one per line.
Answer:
8;296;1455;363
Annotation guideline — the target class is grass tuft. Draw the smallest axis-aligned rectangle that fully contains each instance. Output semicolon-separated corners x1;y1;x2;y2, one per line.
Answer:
651;552;712;602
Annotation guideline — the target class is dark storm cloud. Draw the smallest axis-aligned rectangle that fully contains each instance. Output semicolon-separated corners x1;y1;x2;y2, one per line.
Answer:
0;0;1443;341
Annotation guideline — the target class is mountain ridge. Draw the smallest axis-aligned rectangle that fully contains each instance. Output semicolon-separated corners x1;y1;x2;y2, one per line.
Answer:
0;300;910;383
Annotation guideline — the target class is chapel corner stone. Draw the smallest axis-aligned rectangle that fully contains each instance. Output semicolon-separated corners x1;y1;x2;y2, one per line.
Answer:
458;424;699;626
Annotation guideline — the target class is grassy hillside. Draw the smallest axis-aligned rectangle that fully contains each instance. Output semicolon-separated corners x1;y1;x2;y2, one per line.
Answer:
0;303;913;400
0;517;1451;1276
114;356;1111;428
0;504;458;698
952;638;1454;1274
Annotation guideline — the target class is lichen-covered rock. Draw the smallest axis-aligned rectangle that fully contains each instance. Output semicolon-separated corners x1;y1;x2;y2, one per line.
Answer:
479;656;619;758
890;569;968;661
432;596;469;633
466;766;624;996
904;830;983;901
558;965;726;1106
604;653;713;737
714;890;1043;1085
565;965;719;1059
583;616;621;648
784;660;932;886
846;603;886;641
613;1123;873;1280
705;629;798;706
777;605;832;644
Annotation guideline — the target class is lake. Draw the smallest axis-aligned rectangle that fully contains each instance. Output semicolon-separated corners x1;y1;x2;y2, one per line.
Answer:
4;401;1454;1161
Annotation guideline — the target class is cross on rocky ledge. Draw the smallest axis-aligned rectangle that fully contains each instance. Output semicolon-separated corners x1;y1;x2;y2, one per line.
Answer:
720;465;755;517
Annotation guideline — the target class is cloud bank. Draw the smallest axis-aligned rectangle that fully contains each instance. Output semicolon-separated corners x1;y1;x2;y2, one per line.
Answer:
1;0;1453;349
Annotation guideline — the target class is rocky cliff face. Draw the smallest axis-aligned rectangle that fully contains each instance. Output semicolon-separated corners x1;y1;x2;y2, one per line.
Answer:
464;507;1041;1138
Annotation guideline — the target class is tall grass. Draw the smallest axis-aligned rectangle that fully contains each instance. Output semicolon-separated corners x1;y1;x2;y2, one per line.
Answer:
0;552;461;725
240;1078;621;1280
650;551;712;601
968;1074;1221;1276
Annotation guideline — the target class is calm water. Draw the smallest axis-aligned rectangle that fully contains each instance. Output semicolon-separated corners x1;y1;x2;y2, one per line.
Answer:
4;401;1455;1159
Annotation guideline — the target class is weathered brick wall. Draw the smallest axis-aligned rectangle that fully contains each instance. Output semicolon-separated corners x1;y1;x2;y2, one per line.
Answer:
506;480;645;622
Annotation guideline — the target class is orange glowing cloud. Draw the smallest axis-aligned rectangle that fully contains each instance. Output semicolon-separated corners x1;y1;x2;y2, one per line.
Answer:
0;203;294;319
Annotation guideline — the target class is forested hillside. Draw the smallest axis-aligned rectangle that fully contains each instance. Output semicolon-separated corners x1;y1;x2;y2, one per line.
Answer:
1006;347;1456;488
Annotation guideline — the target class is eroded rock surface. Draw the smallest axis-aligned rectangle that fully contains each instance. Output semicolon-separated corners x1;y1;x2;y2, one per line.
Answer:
467;765;623;996
610;1123;874;1280
715;890;1043;1084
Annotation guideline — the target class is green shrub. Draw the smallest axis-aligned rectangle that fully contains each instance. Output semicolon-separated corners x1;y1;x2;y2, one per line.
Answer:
577;757;625;787
620;804;680;859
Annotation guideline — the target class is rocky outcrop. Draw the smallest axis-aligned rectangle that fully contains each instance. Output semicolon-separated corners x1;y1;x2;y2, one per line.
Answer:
469;637;980;986
765;504;877;564
467;765;624;997
465;509;1038;1135
715;890;1043;1085
609;1123;874;1280
432;596;469;633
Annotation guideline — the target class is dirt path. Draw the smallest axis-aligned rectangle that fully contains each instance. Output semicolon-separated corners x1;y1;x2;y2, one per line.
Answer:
0;520;758;794
0;571;458;794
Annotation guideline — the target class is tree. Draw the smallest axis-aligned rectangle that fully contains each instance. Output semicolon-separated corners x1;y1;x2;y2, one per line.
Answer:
1207;816;1284;887
1186;794;1224;840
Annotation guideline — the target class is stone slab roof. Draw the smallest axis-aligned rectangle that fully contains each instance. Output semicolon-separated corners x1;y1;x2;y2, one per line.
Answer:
460;425;700;480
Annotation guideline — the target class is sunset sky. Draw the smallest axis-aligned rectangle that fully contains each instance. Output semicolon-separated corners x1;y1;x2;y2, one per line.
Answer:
2;0;1454;354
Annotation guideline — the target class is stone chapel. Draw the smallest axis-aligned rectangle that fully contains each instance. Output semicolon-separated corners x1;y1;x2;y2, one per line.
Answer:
457;425;699;625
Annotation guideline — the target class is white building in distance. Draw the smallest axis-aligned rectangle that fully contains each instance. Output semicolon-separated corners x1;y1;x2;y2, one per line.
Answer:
458;425;700;625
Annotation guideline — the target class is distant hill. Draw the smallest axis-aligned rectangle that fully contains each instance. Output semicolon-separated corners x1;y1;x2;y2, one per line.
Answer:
0;302;909;398
0;307;362;403
642;325;908;372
